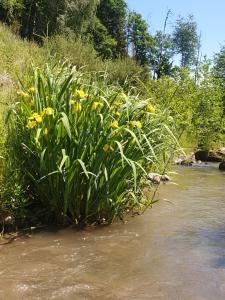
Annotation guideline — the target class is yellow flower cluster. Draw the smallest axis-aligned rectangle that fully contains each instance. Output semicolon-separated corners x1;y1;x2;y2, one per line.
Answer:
103;144;114;153
129;120;142;129
113;111;121;117
26;120;37;129
26;107;54;129
92;101;104;110
43;128;48;135
17;91;29;98
74;89;85;99
28;86;37;94
71;101;82;113
109;120;119;129
117;92;126;102
146;103;156;113
43;107;54;116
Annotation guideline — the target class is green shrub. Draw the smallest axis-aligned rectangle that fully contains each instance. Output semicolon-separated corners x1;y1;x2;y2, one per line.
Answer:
3;62;176;226
140;67;225;149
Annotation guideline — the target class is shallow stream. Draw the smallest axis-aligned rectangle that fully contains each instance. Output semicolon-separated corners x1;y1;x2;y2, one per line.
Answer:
0;164;225;299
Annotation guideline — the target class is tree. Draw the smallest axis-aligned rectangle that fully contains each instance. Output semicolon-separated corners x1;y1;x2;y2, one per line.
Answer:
96;0;127;58
153;31;174;78
91;17;117;59
213;45;225;113
172;15;199;68
214;45;225;80
128;11;155;67
58;0;100;37
0;0;24;25
19;0;66;40
152;10;174;78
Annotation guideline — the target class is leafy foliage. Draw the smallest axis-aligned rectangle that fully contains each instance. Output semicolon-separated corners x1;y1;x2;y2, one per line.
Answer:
172;15;199;68
2;63;176;225
141;65;225;149
128;12;155;66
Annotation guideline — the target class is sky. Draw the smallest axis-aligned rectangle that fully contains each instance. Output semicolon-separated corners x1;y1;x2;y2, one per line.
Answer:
127;0;225;59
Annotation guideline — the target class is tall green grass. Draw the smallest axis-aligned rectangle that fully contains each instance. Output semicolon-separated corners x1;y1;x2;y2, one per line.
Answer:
2;62;177;226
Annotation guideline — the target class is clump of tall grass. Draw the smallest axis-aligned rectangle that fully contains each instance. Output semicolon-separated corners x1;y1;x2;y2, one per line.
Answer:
3;62;177;226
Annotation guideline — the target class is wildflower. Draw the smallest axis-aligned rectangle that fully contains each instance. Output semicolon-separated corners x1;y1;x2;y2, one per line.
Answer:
35;115;42;123
72;102;82;113
43;128;48;135
28;113;42;123
103;144;114;153
114;101;121;107
109;120;119;129
117;92;126;102
146;103;156;113
44;107;54;116
113;111;121;117
17;91;29;98
26;120;37;129
91;101;103;110
28;87;37;93
129;121;142;129
136;121;142;128
74;89;85;99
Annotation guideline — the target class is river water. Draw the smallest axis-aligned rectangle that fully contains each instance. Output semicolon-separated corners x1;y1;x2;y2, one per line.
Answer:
0;164;225;299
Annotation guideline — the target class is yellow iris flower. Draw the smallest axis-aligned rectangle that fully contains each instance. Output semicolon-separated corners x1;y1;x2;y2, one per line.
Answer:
44;107;54;116
113;111;121;117
103;144;114;153
74;89;85;99
129;121;142;129
72;102;82;113
17;91;29;98
92;101;104;110
28;113;42;123
28;87;37;93
26;120;37;129
43;128;48;135
146;103;156;113
35;115;42;123
109;120;119;129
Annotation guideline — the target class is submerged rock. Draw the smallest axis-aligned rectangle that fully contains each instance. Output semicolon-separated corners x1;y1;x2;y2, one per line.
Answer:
219;161;225;171
174;153;195;166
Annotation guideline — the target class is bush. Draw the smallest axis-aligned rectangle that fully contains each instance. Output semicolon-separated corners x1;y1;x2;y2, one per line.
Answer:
3;62;176;226
140;67;225;149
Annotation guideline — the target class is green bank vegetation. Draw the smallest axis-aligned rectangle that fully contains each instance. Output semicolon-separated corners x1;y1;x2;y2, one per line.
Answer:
0;0;225;228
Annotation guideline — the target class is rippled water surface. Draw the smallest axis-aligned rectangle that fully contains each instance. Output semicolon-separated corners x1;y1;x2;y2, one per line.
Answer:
1;164;225;299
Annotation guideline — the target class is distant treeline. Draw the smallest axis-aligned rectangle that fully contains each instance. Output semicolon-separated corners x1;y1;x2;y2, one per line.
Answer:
0;0;206;77
1;0;225;80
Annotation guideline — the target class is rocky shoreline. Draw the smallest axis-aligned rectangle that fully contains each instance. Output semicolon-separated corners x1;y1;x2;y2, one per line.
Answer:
174;148;225;170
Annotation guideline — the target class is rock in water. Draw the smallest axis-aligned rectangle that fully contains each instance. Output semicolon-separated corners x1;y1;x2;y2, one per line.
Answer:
219;161;225;171
147;173;171;184
195;149;225;162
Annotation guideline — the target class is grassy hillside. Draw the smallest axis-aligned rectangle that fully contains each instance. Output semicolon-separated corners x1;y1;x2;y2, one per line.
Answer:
0;24;43;190
0;23;43;115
